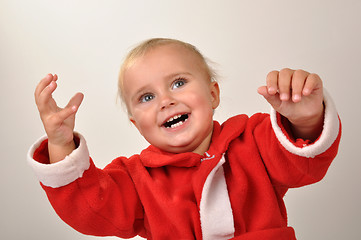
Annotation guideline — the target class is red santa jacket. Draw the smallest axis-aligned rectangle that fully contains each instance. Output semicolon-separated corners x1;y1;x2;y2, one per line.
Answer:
27;93;341;240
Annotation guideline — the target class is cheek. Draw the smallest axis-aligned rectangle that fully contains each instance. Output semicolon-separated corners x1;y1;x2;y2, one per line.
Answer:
187;91;214;109
132;109;156;132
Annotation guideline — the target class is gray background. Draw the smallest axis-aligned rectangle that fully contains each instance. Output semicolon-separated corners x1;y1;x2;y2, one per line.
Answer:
1;0;360;239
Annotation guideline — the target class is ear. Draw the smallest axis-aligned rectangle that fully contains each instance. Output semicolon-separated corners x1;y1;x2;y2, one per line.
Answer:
129;116;143;136
210;81;220;109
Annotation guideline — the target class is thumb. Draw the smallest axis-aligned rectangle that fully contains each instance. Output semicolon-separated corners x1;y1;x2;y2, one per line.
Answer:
257;86;282;109
55;93;84;124
66;92;84;112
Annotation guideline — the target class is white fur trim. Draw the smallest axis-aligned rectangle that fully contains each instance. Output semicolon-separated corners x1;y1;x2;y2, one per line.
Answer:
270;89;340;158
27;132;90;188
200;155;235;240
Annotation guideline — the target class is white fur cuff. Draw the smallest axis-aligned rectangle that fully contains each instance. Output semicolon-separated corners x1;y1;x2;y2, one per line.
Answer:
270;89;340;158
27;132;90;188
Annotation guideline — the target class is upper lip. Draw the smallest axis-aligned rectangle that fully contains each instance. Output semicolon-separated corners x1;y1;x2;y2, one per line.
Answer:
161;112;189;126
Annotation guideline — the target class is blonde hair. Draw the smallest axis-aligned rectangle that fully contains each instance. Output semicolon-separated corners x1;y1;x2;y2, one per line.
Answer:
118;38;218;106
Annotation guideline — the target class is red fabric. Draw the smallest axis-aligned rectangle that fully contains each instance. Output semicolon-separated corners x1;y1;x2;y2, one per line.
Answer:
230;227;295;240
34;113;341;239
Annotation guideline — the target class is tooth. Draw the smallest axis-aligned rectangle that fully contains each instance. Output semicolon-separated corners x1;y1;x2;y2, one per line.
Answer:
168;117;173;122
167;119;186;129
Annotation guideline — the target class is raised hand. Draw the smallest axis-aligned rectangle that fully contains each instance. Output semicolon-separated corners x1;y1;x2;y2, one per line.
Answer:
34;74;84;162
257;68;324;140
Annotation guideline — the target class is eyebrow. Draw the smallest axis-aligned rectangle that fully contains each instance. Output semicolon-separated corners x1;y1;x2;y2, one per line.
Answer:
131;86;150;102
164;71;193;79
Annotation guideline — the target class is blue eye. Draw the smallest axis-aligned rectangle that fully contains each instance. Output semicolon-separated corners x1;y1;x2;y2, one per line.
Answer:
172;78;186;89
139;93;155;103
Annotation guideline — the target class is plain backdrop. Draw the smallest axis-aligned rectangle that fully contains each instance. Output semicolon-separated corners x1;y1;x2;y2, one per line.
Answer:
1;0;360;239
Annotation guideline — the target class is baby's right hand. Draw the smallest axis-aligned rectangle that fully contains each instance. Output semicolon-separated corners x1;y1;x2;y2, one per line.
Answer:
35;74;83;148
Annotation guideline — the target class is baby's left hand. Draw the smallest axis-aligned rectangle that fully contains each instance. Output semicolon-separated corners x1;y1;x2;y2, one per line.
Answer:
258;68;324;140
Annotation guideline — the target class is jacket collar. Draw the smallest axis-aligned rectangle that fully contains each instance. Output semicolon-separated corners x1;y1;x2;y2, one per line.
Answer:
139;115;247;168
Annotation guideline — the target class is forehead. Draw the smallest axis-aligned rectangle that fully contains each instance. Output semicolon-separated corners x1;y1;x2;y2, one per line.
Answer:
124;44;207;82
135;43;204;69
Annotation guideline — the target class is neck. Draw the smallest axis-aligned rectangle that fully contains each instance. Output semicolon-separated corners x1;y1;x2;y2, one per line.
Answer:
192;129;213;155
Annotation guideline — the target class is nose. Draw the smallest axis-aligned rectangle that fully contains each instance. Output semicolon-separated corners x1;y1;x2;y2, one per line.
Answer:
159;91;176;110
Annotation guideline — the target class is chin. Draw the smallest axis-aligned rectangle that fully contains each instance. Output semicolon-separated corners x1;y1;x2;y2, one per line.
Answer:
161;142;197;154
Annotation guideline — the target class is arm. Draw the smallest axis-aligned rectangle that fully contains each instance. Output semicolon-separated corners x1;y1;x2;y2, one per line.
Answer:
34;73;83;163
256;69;341;187
27;133;145;238
32;75;145;237
249;95;341;188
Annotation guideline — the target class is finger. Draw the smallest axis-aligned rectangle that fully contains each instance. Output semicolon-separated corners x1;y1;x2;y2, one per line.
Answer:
266;71;279;95
278;68;294;101
35;73;59;108
257;86;268;97
257;86;282;108
35;74;54;102
303;73;322;96
291;69;309;102
37;80;58;112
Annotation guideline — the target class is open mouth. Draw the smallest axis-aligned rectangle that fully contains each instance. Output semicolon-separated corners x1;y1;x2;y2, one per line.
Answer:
163;113;189;129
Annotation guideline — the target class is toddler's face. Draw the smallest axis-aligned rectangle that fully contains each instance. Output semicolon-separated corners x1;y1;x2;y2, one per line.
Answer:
123;44;220;154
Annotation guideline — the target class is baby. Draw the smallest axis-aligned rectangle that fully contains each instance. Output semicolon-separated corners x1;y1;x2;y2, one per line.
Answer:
28;38;341;239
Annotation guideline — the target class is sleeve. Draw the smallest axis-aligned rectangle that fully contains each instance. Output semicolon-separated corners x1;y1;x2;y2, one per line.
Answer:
27;132;145;238
253;90;342;188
